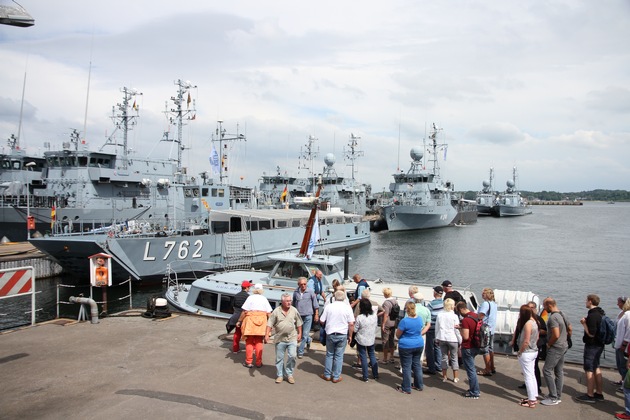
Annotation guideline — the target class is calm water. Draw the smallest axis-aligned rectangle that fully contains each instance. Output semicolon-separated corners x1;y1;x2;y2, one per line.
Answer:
2;202;629;366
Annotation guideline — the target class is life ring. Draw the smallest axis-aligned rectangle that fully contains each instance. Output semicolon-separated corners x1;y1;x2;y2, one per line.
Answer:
107;230;114;238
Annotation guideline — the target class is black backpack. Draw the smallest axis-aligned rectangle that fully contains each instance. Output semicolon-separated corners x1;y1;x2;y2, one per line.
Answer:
389;300;400;321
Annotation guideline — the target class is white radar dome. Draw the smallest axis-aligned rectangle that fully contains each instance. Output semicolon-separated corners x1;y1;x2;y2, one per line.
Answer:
482;180;490;188
324;153;336;167
507;179;515;188
410;147;423;161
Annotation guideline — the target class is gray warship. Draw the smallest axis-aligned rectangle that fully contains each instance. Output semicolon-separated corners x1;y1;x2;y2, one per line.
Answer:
30;87;370;283
476;167;498;216
382;124;463;231
496;167;532;217
2;84;186;242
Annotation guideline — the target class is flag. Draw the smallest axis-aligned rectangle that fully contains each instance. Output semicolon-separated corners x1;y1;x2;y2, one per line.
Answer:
50;204;56;228
280;185;288;202
187;92;191;108
132;99;138;111
209;145;220;175
443;146;448;161
306;212;320;259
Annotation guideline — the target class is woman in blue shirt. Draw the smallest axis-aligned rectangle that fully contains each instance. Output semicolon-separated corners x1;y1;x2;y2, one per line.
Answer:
396;301;429;393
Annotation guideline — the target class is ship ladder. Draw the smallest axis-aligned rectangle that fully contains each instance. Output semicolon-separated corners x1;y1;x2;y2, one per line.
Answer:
223;231;254;270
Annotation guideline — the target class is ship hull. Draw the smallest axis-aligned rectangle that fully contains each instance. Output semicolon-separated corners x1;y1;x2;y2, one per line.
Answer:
30;215;371;284
383;203;458;231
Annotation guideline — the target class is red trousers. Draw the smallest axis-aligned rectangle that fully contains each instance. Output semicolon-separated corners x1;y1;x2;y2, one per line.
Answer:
232;327;242;353
245;336;264;366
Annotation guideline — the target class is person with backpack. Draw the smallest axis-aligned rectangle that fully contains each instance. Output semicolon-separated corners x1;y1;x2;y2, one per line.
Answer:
350;273;369;309
455;301;481;399
381;287;399;365
511;304;540;408
575;294;606;403
477;288;498;376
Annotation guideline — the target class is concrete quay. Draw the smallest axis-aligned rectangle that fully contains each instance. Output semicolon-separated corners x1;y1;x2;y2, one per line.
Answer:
0;241;62;278
0;312;626;420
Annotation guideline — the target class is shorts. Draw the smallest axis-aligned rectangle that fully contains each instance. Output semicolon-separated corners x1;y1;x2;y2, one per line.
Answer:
382;325;396;350
479;333;494;355
583;343;604;372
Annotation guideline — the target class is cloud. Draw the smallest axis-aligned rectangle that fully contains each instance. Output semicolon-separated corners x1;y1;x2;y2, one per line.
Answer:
468;123;526;145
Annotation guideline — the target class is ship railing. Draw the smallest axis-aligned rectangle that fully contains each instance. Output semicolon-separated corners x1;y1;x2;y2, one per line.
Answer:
165;260;226;291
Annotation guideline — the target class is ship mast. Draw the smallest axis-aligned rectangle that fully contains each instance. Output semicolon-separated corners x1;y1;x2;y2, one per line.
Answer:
344;133;363;181
211;120;246;184
105;87;142;170
298;135;319;193
164;79;197;175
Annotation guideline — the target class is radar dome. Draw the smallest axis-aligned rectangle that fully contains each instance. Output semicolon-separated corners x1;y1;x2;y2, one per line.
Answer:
324;153;336;167
482;180;490;188
410;147;423;161
506;179;515;188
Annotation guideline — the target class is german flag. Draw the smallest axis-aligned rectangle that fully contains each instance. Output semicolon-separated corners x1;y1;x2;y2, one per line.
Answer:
50;204;56;228
280;186;288;202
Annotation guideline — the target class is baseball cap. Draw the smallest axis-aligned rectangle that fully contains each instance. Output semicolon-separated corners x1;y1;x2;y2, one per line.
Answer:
241;280;253;288
441;280;452;288
253;283;264;290
433;286;444;294
413;292;424;301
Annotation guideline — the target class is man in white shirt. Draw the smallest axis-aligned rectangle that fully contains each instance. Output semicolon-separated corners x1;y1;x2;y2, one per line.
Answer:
320;290;355;383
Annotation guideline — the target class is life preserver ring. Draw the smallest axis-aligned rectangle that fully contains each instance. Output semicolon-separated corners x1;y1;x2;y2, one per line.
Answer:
107;230;114;238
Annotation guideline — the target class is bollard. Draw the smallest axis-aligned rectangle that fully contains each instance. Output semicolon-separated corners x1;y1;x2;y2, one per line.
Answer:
69;296;99;324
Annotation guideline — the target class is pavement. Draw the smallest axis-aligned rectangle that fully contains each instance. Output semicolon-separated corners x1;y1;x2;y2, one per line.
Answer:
0;311;627;420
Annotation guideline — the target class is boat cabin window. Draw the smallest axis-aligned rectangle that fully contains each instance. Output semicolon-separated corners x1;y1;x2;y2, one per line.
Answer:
273;261;309;280
78;156;88;167
195;291;218;311
202;188;209;197
246;220;259;231
211;221;229;234
194;291;237;314
292;220;301;228
211;188;225;198
277;220;288;228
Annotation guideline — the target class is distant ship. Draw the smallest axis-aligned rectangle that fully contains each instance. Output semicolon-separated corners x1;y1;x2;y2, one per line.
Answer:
476;167;498;216
496;167;532;217
257;133;373;215
382;124;463;231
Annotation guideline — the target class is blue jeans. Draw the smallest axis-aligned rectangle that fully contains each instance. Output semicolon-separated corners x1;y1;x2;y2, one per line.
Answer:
357;344;379;380
461;347;480;396
624;386;630;415
298;315;313;355
616;348;628;380
275;341;297;378
399;346;423;393
425;330;442;373
324;333;346;380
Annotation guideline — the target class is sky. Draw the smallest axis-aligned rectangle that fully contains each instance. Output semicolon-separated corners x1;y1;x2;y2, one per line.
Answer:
1;0;629;193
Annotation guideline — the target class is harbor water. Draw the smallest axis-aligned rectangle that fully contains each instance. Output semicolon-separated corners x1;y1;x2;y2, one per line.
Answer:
2;201;629;366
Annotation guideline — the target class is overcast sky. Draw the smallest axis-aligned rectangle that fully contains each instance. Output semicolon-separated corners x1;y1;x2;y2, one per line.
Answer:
1;1;629;193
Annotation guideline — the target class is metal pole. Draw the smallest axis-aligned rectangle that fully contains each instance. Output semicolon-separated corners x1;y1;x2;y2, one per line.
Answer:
128;278;132;310
56;284;60;319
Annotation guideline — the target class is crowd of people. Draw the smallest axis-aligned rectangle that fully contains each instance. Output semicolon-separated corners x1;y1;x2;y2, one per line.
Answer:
229;276;630;418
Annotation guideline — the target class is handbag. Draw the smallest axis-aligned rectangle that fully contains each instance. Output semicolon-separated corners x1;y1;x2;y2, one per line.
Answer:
559;311;572;349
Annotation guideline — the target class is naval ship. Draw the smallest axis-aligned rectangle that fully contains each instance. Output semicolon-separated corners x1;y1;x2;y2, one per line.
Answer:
30;88;370;283
496;167;532;217
476;167;498;216
382;124;464;231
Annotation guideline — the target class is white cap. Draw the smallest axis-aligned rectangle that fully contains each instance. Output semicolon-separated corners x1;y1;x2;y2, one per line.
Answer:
254;283;263;290
413;292;424;301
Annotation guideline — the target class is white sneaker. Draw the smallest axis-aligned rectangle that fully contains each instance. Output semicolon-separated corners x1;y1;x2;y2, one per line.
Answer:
453;378;460;383
540;398;560;406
